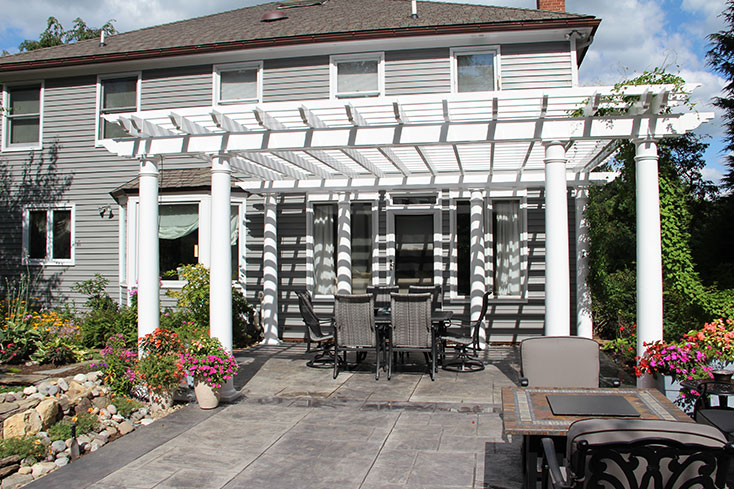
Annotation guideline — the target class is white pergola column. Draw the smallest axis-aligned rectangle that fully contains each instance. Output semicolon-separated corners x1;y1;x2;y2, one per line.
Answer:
635;139;663;388
470;191;487;346
137;157;160;340
336;194;352;295
261;194;281;345
209;154;240;402
209;155;233;352
544;141;571;336
575;187;593;338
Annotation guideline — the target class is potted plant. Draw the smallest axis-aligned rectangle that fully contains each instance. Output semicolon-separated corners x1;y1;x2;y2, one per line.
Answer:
136;328;184;411
180;335;238;409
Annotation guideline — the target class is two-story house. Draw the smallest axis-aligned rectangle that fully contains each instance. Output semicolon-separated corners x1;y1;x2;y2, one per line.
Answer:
0;0;711;377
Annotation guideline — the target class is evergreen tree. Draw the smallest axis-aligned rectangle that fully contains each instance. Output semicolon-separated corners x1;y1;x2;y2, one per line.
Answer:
708;0;734;189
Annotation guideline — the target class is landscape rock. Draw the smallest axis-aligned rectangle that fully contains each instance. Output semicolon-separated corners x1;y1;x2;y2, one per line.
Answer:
77;434;91;445
20;458;36;467
83;381;95;389
118;421;134;435
31;461;56;478
47;385;59;396
50;441;66;454
3;410;42;439
105;426;117;436
112;414;124;423
53;457;68;467
4;393;15;403
0;465;19;479
86;372;101;382
1;472;33;489
74;398;92;415
17;467;30;475
0;403;19;416
56;378;68;392
28;393;45;402
35;399;60;429
22;386;37;396
36;382;51;396
66;381;88;401
0;456;21;468
72;374;87;383
96;430;110;442
107;404;117;415
92;396;109;409
17;398;41;411
0;394;6;403
91;388;100;397
140;418;154;426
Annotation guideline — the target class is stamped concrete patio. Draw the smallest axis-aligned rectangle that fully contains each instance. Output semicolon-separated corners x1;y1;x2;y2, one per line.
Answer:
28;344;527;489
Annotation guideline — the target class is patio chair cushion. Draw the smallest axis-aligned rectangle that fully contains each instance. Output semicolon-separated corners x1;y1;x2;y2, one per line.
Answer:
520;336;599;388
696;408;734;442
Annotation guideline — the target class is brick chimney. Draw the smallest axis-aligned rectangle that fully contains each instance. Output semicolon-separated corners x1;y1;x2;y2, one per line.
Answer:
537;0;565;11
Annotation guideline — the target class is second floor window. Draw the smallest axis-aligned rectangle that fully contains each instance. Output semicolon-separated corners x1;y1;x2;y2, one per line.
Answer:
215;62;261;104
453;48;497;93
5;84;41;148
331;53;383;98
99;75;139;140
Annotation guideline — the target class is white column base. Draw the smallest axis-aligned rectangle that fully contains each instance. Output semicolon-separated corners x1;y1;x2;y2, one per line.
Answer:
218;378;242;403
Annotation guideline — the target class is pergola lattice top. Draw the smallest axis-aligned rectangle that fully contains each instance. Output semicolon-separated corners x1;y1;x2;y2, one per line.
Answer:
103;84;712;190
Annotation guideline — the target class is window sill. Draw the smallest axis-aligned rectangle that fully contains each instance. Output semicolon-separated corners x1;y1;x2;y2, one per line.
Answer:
23;258;74;266
216;99;260;105
335;92;381;99
3;143;42;153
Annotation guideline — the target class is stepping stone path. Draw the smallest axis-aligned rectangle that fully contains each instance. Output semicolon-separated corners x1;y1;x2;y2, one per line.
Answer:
0;367;170;489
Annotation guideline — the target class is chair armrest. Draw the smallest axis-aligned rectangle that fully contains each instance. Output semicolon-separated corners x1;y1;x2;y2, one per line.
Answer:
541;437;571;489
520;378;529;387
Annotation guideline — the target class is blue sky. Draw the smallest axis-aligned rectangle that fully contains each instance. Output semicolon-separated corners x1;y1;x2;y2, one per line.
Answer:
0;0;728;183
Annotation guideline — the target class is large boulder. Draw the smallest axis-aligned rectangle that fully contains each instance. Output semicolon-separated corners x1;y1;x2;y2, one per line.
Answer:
3;410;42;439
34;399;60;430
1;473;33;489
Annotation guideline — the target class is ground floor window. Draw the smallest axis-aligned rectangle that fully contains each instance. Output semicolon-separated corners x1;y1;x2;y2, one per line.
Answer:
313;203;337;295
456;200;471;296
159;203;199;279
493;200;521;297
24;206;74;265
350;202;372;293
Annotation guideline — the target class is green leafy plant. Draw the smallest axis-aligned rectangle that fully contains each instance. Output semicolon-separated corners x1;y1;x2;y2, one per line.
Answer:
0;437;46;459
110;396;143;418
73;274;136;349
47;413;98;441
30;336;82;365
95;333;137;396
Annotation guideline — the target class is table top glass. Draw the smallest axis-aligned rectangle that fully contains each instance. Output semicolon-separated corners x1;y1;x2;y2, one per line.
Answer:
502;386;692;437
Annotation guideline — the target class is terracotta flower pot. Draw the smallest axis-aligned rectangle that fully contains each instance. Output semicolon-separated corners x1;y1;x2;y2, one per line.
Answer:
194;381;221;409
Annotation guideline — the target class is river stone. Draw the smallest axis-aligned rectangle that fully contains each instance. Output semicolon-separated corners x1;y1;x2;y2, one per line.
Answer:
1;472;33;489
140;418;154;426
53;457;68;467
118;421;134;435
105;426;117;436
72;374;86;383
86;372;101;382
35;399;60;430
107;404;117;415
92;396;109;409
47;385;59;396
20;458;36;467
83;381;95;389
3;410;42;439
22;386;37;396
31;461;56;478
66;381;87;400
17;467;30;475
36;383;51;396
50;441;66;453
56;378;68;392
4;393;15;403
112;414;124;423
96;430;110;442
28;393;45;402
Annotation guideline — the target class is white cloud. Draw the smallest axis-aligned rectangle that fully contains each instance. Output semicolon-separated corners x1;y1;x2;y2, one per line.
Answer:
702;165;725;185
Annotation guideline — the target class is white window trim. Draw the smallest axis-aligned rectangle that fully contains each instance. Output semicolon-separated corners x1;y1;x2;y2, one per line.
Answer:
213;61;263;105
329;52;385;100
126;194;246;291
486;196;528;301
450;46;501;93
95;72;141;147
2;81;44;152
22;203;75;266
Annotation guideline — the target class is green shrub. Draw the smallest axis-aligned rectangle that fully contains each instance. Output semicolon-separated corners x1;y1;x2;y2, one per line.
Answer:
73;274;137;348
111;396;143;418
48;413;98;441
0;437;45;459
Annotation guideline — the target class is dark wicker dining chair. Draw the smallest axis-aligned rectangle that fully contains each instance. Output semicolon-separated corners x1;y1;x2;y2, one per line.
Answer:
296;290;334;367
367;285;399;312
333;293;380;380
441;290;491;372
408;284;443;311
540;418;734;489
389;292;436;380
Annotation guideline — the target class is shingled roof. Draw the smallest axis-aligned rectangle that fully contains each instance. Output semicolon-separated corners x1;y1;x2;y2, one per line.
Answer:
0;0;598;72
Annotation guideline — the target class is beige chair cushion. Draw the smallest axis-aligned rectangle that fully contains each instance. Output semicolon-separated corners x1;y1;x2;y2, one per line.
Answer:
520;336;600;388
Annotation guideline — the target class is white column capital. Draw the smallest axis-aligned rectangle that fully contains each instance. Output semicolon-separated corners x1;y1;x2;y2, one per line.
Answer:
633;139;659;161
138;156;160;176
543;141;568;163
210;153;232;174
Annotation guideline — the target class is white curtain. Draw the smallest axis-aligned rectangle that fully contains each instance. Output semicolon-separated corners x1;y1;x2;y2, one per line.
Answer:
230;207;239;246
159;204;198;240
313;205;336;295
337;61;378;94
494;201;521;296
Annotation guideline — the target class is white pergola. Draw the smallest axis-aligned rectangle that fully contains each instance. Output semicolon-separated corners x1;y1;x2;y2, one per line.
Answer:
104;84;712;391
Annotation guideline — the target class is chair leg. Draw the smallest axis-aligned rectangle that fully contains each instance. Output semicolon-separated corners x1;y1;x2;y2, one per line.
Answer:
375;345;380;381
306;336;312;353
333;344;339;379
387;343;393;380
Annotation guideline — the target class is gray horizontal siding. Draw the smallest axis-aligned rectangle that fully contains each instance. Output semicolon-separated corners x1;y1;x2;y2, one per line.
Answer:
501;41;573;90
142;65;212;110
263;56;329;102
385;48;451;96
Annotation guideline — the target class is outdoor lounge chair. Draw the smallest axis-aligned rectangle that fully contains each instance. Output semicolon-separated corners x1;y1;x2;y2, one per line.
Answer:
540;418;734;489
332;293;380;380
519;336;619;388
440;290;491;372
296;290;334;367
389;292;436;380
